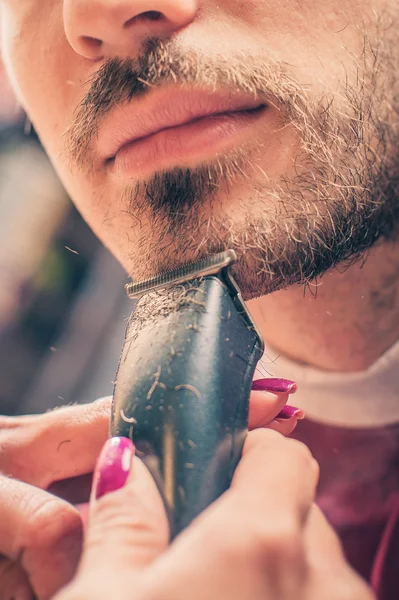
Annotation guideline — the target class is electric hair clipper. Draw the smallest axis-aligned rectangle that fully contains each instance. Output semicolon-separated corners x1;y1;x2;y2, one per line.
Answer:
110;250;264;537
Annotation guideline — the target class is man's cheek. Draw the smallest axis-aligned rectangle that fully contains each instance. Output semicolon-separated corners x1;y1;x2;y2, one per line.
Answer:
3;35;78;150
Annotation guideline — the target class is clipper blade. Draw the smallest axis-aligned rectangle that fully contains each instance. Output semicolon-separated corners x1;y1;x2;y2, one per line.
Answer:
126;250;237;299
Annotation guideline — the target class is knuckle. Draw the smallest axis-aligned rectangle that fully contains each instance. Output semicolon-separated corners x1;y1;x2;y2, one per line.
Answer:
19;495;82;553
88;485;167;555
0;419;34;472
286;438;318;473
92;485;139;531
330;577;375;600
56;576;132;600
88;492;130;539
247;427;284;449
0;558;31;600
332;565;376;600
288;438;313;461
92;396;113;416
246;431;319;482
204;511;305;581
66;398;111;428
200;526;245;569
0;401;110;486
0;416;51;485
251;519;305;573
53;583;89;600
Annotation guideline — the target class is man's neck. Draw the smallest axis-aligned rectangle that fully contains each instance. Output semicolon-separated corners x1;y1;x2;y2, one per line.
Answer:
247;240;399;372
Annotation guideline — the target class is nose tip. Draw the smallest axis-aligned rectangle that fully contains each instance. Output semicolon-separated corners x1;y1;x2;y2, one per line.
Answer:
64;0;199;60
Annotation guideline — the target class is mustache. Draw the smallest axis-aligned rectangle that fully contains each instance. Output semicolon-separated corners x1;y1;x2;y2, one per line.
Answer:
65;39;306;168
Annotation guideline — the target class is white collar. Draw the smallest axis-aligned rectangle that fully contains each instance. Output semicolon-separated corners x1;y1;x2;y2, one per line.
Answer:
256;340;399;428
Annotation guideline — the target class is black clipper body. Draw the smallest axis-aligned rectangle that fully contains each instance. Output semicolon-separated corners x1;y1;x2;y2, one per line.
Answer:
111;251;264;537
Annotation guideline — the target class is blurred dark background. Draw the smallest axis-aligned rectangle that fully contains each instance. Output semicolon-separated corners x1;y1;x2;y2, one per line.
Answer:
0;60;131;416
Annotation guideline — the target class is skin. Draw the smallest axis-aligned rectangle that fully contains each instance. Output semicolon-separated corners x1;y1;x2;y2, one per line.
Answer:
0;391;301;598
2;0;399;373
0;0;397;597
54;430;373;600
248;242;399;371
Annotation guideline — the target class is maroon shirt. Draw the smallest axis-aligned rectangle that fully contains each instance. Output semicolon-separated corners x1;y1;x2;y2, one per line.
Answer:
294;420;399;599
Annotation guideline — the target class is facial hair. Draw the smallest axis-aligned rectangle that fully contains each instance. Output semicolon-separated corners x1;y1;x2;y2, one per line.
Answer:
66;28;399;300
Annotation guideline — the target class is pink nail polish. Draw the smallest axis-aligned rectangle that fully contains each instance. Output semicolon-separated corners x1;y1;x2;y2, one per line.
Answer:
276;405;305;420
93;437;135;500
251;378;297;394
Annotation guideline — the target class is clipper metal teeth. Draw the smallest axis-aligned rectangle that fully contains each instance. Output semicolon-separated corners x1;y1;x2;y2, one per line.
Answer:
126;250;237;299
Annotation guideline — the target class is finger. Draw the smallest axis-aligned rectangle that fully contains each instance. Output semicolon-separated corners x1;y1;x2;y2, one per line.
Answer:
266;404;305;436
82;437;169;574
267;413;303;436
0;557;34;600
0;474;83;600
249;379;298;430
171;431;318;564
304;505;348;568
231;429;319;526
146;429;319;600
0;397;111;488
304;506;375;599
248;391;290;429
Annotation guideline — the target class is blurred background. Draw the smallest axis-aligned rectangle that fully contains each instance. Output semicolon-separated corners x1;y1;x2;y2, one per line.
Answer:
0;58;132;416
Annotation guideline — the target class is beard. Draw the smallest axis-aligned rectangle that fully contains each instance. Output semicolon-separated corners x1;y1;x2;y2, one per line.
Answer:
66;24;399;300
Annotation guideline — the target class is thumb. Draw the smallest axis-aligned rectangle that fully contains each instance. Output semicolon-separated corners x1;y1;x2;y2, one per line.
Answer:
80;437;169;575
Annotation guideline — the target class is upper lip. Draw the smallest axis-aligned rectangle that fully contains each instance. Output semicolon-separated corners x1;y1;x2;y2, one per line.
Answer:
98;87;265;161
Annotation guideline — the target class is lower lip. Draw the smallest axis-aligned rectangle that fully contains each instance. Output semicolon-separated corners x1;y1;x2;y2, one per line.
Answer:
110;108;265;176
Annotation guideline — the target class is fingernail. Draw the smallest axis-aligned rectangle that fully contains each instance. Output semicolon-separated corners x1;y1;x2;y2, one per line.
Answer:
276;405;305;420
252;378;297;393
93;437;135;500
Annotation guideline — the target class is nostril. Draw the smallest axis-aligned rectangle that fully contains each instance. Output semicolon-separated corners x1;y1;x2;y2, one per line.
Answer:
81;36;103;50
143;10;164;21
124;11;164;28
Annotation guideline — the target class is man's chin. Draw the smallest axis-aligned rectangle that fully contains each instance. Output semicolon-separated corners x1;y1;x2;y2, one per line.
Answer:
123;163;399;302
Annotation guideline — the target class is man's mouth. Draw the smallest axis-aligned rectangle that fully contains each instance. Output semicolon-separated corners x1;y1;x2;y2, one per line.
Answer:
98;88;267;176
